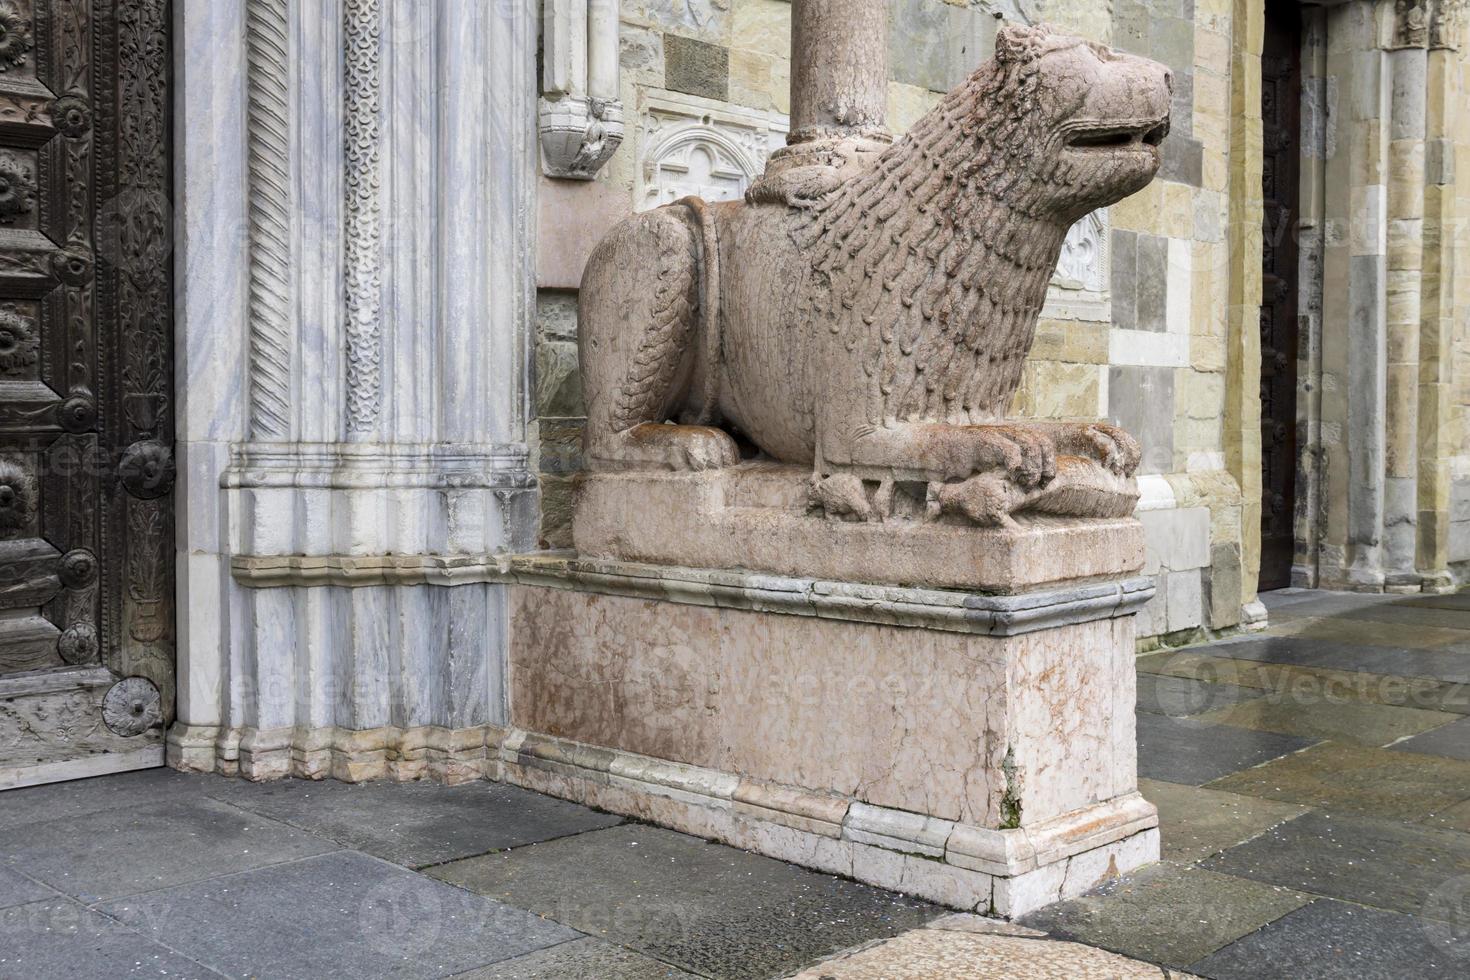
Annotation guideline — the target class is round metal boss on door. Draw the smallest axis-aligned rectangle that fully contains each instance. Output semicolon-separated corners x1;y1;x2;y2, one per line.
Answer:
118;440;175;499
57;622;99;665
59;548;98;588
103;677;162;737
59;394;96;432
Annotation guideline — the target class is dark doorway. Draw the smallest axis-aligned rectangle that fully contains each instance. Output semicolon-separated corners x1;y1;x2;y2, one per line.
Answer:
1258;3;1302;591
0;1;175;787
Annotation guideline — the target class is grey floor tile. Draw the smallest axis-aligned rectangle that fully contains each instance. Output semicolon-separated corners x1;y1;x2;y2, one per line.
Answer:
1390;715;1470;761
202;776;623;868
1206;740;1470;820
1135;711;1317;785
1338;604;1470;633
1019;862;1310;968
99;850;577;980
1138;779;1308;865
0;867;55;910
1388;592;1470;612
4;795;339;902
1194;697;1457;748
452;937;698;979
1135;674;1262;718
0;898;224;979
1189;898;1469;979
1209;636;1470;684
1257;591;1404;621
0;768;209;830
1201;810;1470;918
428;824;941;980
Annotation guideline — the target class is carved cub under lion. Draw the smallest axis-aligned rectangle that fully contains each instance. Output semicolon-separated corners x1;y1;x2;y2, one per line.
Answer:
578;25;1172;527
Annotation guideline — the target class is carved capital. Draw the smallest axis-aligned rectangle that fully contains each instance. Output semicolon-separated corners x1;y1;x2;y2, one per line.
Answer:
540;95;625;180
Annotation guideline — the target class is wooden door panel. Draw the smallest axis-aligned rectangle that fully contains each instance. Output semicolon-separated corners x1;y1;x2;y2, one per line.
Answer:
0;0;173;790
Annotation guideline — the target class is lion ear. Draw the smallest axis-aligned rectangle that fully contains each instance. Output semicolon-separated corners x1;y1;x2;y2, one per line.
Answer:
995;22;1048;65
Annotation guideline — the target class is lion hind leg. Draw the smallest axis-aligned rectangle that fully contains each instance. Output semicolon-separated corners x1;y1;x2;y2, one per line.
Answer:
580;202;734;472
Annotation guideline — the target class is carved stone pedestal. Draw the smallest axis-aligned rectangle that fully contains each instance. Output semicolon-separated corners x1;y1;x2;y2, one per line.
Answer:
501;546;1159;917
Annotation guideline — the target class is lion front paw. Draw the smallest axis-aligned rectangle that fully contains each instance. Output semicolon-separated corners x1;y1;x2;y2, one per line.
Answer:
1071;422;1141;477
969;426;1057;490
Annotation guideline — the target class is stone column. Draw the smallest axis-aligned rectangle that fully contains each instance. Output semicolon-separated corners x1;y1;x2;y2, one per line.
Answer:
1382;40;1428;591
756;0;892;192
788;0;890;144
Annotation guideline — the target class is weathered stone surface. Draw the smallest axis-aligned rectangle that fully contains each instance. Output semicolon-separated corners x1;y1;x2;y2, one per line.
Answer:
99;850;577;979
509;583;1144;829
1138;778;1309;864
1020;862;1311;969
664;34;730;100
788;928;1174;979
1191;899;1469;980
200;777;623;869
1202;809;1470;919
430;824;941;980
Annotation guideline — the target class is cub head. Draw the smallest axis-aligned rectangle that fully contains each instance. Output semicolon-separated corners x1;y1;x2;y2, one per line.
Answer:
978;24;1172;224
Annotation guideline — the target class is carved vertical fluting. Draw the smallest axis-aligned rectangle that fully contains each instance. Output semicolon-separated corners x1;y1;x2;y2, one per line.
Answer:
245;0;292;439
343;0;383;434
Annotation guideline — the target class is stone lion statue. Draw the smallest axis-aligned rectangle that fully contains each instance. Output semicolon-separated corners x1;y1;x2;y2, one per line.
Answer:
578;24;1173;527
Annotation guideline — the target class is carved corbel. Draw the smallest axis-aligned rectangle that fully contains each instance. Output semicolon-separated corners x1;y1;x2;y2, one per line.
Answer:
540;0;623;180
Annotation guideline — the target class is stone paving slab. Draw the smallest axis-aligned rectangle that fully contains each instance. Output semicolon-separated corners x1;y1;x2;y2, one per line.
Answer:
1138;779;1308;865
0;866;55;910
1194;696;1457;748
0;768;202;830
452;937;698;979
428;823;941;980
99;850;577;980
1201;810;1470;919
1135;712;1316;785
1208;636;1470;685
1389;715;1470;761
3;795;340;902
1206;740;1470;820
1422;799;1470;833
1386;592;1470;612
1137;651;1470;716
786;928;1186;979
1266;614;1470;650
1135;674;1261;718
1018;862;1311;969
203;776;624;869
1337;604;1470;633
0;897;224;979
1188;898;1470;979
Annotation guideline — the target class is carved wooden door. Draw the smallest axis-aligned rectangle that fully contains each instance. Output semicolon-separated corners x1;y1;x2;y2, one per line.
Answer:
1259;3;1301;592
0;0;173;789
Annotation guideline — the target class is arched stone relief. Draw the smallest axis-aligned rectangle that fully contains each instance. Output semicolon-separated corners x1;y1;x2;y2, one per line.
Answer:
636;91;788;211
1044;209;1112;322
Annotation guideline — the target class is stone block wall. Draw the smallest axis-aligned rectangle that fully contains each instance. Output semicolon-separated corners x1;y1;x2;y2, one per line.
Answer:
533;0;1253;638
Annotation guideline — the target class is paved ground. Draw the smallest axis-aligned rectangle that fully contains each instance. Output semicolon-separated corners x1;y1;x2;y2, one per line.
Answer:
1;589;1468;978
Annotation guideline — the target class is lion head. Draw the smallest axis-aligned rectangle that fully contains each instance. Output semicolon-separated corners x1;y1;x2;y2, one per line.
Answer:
974;24;1173;225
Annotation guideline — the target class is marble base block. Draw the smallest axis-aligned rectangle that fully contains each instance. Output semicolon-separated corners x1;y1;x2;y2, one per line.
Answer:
505;553;1159;917
574;463;1146;593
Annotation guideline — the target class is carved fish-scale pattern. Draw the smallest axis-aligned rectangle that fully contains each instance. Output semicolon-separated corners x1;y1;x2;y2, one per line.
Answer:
610;214;700;432
792;48;1082;427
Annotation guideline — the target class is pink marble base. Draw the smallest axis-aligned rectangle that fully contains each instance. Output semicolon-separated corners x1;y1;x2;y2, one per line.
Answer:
505;560;1159;915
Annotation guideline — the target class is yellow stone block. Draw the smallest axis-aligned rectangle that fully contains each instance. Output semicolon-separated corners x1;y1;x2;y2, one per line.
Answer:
729;48;782;113
887;83;941;136
731;0;790;58
1195;29;1230;76
1030;319;1109;364
1010;361;1101;420
1111;181;1163;235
